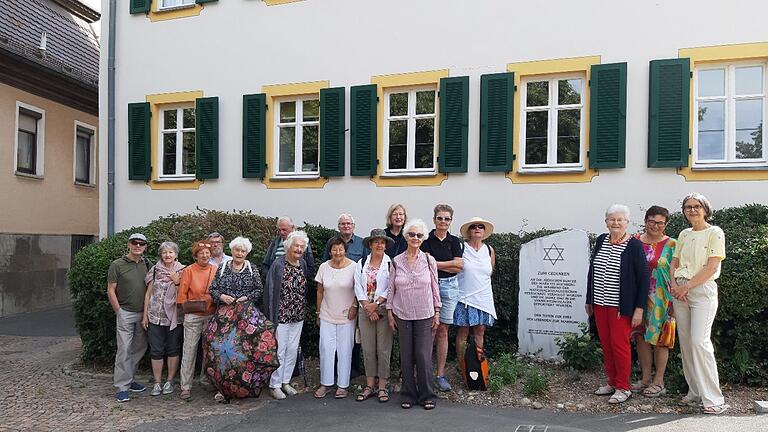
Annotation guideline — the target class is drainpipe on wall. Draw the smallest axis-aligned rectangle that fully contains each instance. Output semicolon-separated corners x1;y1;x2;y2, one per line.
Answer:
107;0;116;236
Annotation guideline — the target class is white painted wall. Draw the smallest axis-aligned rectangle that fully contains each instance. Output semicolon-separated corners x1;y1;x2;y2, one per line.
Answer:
100;0;768;238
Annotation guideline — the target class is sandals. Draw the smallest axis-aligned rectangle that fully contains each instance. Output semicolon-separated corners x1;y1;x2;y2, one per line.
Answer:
642;384;666;398
356;386;374;401
608;389;632;404
678;395;702;407
377;388;389;403
401;401;412;409
334;387;348;399
630;381;649;394
423;400;436;410
703;404;730;415
314;385;329;399
594;385;615;396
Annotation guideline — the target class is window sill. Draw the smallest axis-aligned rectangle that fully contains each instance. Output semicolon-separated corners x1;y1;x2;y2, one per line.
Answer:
517;166;585;175
692;164;767;171
156;176;197;182
74;181;96;188
270;174;320;181
157;4;196;12
380;171;437;178
15;171;44;180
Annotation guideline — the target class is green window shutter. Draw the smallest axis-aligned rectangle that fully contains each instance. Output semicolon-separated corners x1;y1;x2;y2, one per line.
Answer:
589;62;627;169
196;0;217;4
128;102;151;180
480;72;514;172
350;84;378;176
195;96;219;180
439;76;469;173
648;58;691;167
242;93;266;178
320;87;345;177
129;0;151;14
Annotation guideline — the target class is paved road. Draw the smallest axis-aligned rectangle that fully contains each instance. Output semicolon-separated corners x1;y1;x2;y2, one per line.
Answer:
0;306;77;337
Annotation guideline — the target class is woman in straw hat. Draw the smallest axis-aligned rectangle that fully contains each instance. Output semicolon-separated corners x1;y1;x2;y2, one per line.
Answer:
455;217;497;364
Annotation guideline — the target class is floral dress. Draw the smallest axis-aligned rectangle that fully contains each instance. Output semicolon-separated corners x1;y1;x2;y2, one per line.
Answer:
634;234;676;347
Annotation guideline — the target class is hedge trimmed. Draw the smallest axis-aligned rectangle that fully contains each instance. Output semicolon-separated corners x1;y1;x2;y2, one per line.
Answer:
69;205;768;388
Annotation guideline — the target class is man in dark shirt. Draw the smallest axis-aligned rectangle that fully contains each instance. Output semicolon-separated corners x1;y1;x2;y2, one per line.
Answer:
420;204;464;392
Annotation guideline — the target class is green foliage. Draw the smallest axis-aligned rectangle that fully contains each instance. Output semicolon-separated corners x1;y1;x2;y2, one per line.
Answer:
523;366;549;396
488;352;524;394
555;322;603;371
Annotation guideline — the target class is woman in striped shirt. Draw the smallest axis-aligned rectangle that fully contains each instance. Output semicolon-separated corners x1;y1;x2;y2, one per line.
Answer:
586;204;649;404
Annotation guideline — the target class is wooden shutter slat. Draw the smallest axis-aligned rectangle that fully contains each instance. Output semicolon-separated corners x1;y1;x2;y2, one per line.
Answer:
350;84;377;176
320;87;345;177
242;93;266;178
129;0;150;14
127;102;151;180
648;58;690;167
195;96;219;179
480;72;514;172
589;62;627;169
439;76;469;173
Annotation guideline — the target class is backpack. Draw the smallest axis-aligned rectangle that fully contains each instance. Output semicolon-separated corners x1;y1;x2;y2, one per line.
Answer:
462;336;489;391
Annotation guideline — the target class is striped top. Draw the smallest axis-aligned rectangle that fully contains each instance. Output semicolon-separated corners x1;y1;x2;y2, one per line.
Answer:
592;236;628;307
386;251;441;320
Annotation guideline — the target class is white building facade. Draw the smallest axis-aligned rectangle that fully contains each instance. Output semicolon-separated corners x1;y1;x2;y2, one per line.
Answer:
100;0;768;236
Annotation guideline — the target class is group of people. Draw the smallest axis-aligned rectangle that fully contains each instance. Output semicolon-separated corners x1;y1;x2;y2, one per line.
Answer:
106;205;499;411
586;193;729;414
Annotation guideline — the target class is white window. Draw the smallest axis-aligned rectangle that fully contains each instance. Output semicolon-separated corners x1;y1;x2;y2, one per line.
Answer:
15;102;45;177
74;122;96;185
159;0;195;10
274;97;319;177
384;87;437;174
694;63;766;166
159;105;195;178
519;75;585;172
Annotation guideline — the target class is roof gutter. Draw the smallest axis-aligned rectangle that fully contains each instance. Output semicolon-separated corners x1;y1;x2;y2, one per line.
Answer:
107;0;116;235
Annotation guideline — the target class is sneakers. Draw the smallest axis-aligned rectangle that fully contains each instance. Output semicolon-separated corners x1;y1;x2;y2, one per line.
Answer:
150;383;163;396
435;376;451;392
271;387;287;400
162;381;174;395
129;382;146;392
282;383;298;396
214;392;226;403
116;390;130;402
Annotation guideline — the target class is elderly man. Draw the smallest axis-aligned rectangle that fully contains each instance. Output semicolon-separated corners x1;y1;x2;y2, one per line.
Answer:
107;233;152;402
322;213;369;263
207;232;232;267
263;216;315;280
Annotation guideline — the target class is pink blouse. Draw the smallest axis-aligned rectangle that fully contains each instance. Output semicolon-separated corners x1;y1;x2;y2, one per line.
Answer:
386;251;441;320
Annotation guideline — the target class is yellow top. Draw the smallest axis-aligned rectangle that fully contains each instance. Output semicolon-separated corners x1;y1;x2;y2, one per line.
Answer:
672;226;726;281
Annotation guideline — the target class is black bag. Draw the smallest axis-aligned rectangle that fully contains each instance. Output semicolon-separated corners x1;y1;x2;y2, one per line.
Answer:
463;336;489;391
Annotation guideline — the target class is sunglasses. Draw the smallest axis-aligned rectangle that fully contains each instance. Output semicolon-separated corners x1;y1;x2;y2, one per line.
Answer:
469;224;485;230
435;216;452;222
197;242;212;248
130;240;147;246
406;232;425;239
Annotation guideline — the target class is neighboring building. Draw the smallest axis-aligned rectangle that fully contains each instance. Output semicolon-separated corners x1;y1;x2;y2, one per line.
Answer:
102;0;767;238
0;0;100;316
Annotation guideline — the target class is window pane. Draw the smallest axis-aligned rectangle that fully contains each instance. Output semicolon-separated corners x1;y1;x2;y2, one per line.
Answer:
698;101;725;131
162;133;177;175
182;132;195;174
415;143;434;169
698;132;725;160
415;118;434;144
526;81;548;107
302;125;319;172
388;120;407;169
735;99;763;159
558;79;582;105
182;108;195;129
17;131;35;172
416;91;436;115
163;110;177;130
557;109;580;164
698;101;725;160
303;100;319;122
280;102;296;123
735;66;763;95
279;127;296;172
76;135;90;182
698;69;725;97
525;111;548;164
389;93;408;117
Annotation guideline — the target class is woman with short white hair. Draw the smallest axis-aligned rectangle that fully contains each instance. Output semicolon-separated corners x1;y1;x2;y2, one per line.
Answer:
586;204;649;404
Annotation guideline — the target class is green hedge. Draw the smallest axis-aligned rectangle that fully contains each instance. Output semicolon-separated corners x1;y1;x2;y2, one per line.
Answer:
69;205;768;388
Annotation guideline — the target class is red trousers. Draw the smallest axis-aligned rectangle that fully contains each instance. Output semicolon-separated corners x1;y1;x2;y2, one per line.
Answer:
593;305;632;391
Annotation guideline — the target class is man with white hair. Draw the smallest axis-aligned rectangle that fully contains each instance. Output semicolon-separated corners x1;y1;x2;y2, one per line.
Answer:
263;216;315;280
322;213;368;263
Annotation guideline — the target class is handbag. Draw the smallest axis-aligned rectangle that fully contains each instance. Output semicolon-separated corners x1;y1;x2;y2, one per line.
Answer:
658;316;676;348
462;336;489;391
182;300;207;314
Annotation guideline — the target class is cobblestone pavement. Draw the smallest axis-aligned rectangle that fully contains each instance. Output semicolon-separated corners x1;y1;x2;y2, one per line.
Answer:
0;335;269;432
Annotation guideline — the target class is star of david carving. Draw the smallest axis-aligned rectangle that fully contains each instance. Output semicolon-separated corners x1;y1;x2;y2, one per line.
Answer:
543;243;565;265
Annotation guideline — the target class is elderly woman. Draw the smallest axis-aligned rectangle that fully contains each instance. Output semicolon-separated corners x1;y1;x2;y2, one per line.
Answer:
631;206;676;398
141;241;185;397
177;240;217;400
455;217;497;367
386;219;441;410
586;205;649;404
354;229;394;403
264;230;311;400
384;204;408;258
669;193;728;414
207;236;264;402
313;236;358;399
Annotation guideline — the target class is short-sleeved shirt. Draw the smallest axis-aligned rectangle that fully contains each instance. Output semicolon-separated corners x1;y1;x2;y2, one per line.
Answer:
420;229;463;279
314;260;356;324
107;255;150;313
673;226;726;281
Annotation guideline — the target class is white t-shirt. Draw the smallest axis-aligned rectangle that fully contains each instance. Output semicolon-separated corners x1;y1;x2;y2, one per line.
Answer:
314;260;356;324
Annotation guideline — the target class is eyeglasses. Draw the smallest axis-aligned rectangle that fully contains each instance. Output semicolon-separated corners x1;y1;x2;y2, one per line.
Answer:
469;224;485;230
209;240;223;244
406;232;424;239
130;240;147;246
435;216;452;222
391;212;405;217
339;222;354;226
645;220;667;227
684;205;703;212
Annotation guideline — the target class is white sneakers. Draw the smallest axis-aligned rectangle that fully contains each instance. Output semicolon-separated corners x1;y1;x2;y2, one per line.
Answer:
271;383;299;399
151;381;174;396
162;381;174;395
282;384;298;396
271;387;287;400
